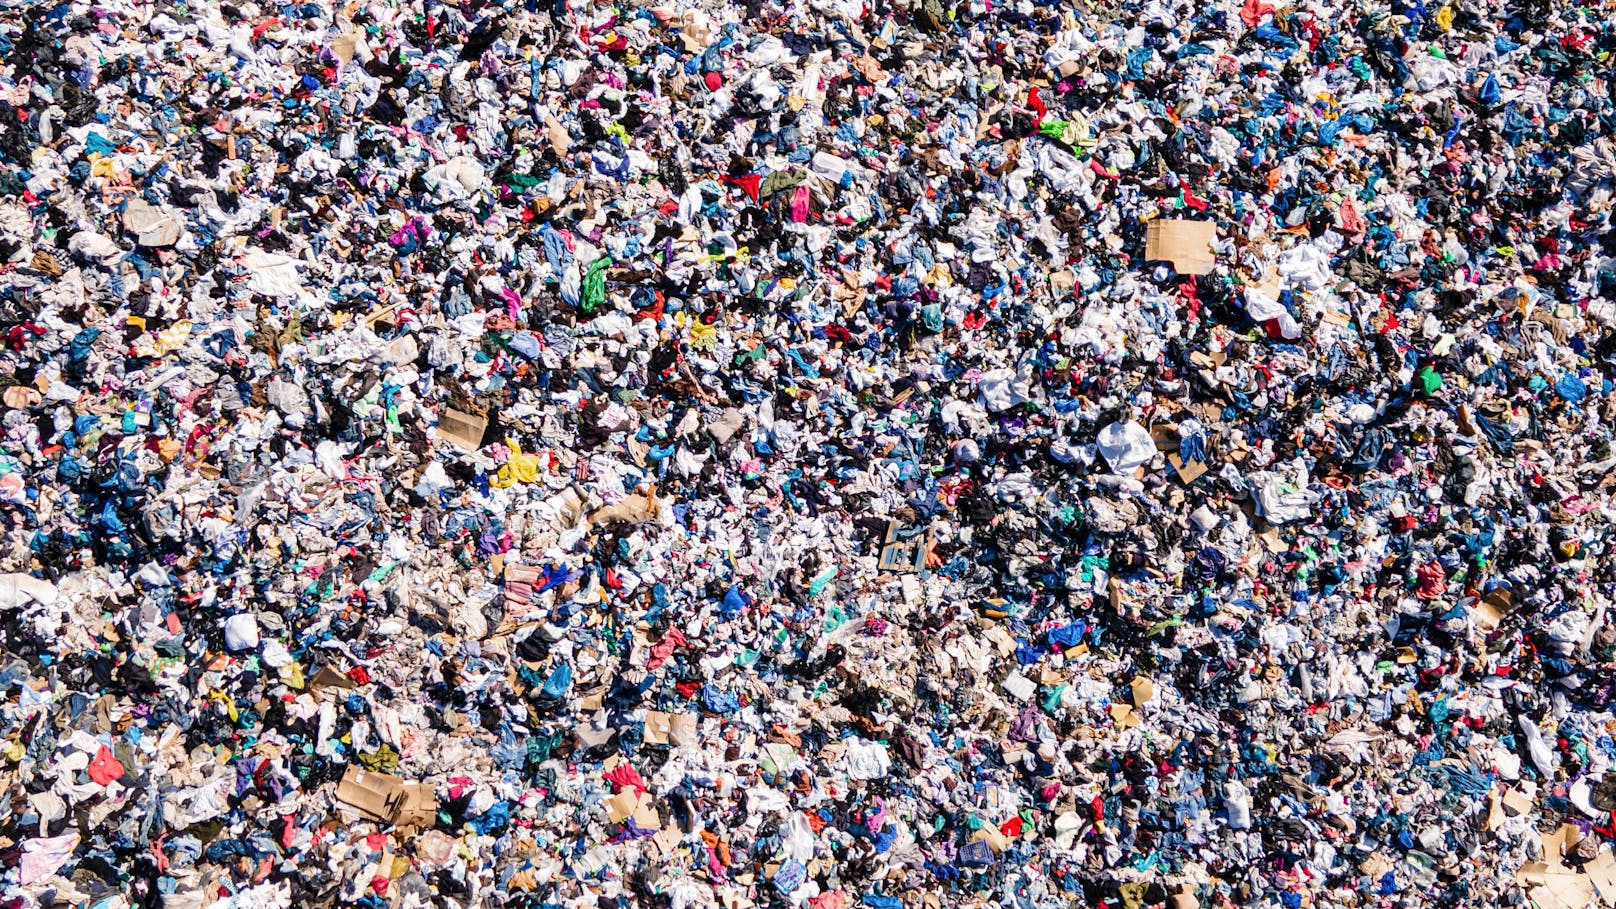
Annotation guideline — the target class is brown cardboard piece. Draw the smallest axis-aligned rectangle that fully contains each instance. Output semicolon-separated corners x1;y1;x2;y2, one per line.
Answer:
1168;453;1208;484
1471;600;1506;630
1487;786;1532;830
336;767;438;826
1130;676;1156;706
1150;423;1180;451
309;665;358;697
971;822;1012;852
1516;824;1616;909
1109;702;1141;728
1473;588;1515;630
648;824;682;858
437;408;488;450
395;780;437;827
1146;220;1218;275
605;789;640;823
677;12;712;51
335;766;398;820
643;710;697;747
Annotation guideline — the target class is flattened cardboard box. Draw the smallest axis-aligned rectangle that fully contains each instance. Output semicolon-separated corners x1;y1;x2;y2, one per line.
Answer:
605;789;640;823
1515;824;1616;909
1146;220;1217;275
643;710;697;747
337;766;437;826
395;780;437;827
309;665;358;698
437;408;488;450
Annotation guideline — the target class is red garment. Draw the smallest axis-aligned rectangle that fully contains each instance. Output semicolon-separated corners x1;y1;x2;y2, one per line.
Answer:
1240;0;1275;27
603;762;647;795
1027;86;1048;125
722;174;762;203
88;746;125;786
1414;561;1447;600
250;17;283;41
646;627;689;671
